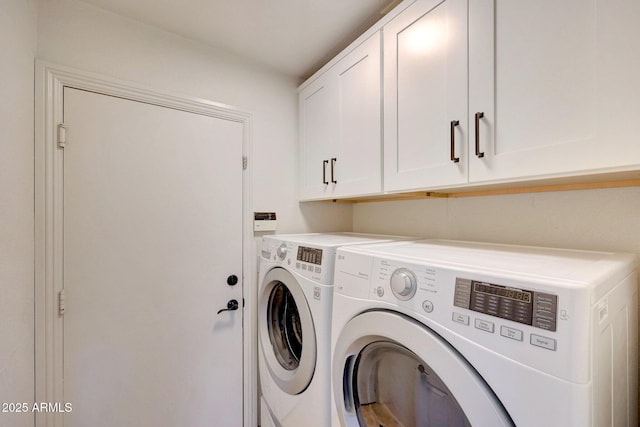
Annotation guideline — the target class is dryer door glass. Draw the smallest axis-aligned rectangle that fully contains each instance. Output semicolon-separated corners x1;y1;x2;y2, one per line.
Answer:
352;341;471;427
267;283;303;370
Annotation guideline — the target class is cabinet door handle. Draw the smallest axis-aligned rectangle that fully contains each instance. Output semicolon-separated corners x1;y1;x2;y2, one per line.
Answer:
474;112;485;158
450;120;460;163
330;158;337;184
322;160;329;185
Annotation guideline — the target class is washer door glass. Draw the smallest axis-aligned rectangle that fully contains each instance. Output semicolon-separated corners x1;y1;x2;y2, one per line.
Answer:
334;311;513;426
353;341;470;426
268;282;303;370
259;267;317;395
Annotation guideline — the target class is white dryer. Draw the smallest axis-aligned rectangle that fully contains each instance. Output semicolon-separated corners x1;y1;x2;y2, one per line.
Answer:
331;239;638;427
258;233;414;427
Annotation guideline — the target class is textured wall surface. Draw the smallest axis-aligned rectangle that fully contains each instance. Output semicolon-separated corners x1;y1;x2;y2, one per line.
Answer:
0;1;37;427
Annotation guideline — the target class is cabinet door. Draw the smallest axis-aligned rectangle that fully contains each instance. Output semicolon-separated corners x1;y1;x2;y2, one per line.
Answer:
384;0;468;192
333;32;382;198
299;75;336;200
469;0;640;183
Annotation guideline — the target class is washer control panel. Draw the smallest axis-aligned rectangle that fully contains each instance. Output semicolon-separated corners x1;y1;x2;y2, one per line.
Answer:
276;243;288;260
297;246;323;265
390;268;417;300
262;239;333;284
454;278;558;332
332;245;611;384
368;259;441;314
355;256;566;361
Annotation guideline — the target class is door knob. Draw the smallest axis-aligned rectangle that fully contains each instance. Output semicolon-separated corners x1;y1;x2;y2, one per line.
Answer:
217;299;239;314
227;275;239;286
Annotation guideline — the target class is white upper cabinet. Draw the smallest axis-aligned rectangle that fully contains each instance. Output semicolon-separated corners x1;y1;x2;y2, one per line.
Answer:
299;76;336;200
301;0;640;199
469;0;640;183
333;33;382;198
384;0;468;192
384;0;640;192
299;32;382;201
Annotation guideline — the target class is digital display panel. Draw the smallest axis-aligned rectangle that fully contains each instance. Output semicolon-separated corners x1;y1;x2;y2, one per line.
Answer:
453;278;558;331
297;246;323;265
473;282;532;303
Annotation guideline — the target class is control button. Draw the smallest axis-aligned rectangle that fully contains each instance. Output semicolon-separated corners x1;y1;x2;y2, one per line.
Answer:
422;300;434;313
474;318;495;333
376;287;384;297
453;278;472;309
499;300;515;318
453;296;470;308
301;264;307;271
315;267;321;274
296;262;300;269
455;278;472;292
390;268;417;301
532;317;556;331
530;334;557;351
313;287;321;300
486;295;500;316
452;312;470;325
500;326;524;342
276;244;287;260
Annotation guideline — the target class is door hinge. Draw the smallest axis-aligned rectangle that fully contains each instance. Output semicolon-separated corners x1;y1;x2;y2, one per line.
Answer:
58;289;66;316
242;156;247;170
57;123;67;149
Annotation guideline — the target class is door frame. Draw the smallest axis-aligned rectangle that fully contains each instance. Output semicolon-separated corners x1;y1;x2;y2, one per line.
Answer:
34;60;255;427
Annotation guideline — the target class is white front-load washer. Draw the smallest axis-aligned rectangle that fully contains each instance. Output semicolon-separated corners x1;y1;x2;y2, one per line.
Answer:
331;239;638;427
258;233;415;427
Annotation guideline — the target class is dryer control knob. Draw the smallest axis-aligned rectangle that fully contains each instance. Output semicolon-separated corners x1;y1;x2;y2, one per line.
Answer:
276;244;288;260
390;268;417;301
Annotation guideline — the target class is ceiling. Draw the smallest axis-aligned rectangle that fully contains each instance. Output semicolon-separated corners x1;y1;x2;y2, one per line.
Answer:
77;0;399;80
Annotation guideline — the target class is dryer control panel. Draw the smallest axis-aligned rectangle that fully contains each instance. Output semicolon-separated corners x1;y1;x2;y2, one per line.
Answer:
334;241;638;387
453;278;558;332
261;238;334;285
297;246;323;265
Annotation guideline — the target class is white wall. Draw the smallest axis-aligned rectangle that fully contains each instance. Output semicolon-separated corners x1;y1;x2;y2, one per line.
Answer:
36;0;352;238
0;1;37;427
0;1;36;426
353;187;640;254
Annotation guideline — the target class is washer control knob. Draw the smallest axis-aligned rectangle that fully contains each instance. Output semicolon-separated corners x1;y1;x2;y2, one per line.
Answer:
276;244;287;260
390;268;417;300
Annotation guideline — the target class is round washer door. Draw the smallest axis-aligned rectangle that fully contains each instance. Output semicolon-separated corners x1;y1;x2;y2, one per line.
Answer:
259;267;317;395
333;310;514;427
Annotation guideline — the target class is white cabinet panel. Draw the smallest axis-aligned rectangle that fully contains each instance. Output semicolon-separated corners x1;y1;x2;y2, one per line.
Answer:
334;32;382;198
299;32;382;200
299;77;336;199
469;0;640;183
384;0;468;192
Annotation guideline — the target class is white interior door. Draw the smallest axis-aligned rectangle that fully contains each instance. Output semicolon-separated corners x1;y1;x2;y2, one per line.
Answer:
61;87;244;427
